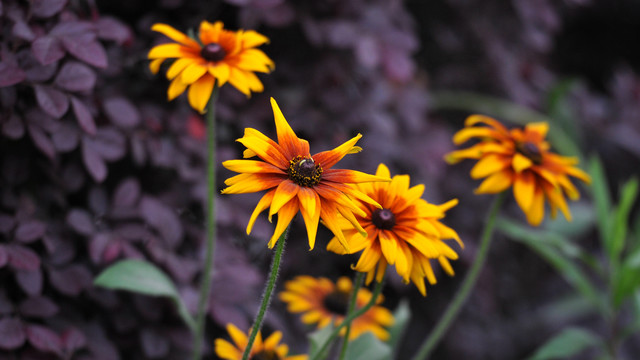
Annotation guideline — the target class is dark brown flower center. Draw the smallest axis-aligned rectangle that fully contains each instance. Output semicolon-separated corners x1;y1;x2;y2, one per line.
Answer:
372;208;395;230
250;350;281;360
200;43;227;62
323;290;350;316
287;156;323;187
516;141;543;164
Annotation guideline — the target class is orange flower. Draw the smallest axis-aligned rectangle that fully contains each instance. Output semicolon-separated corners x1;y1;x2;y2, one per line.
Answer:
279;276;394;340
221;98;387;250
445;115;591;226
148;21;274;112
214;323;307;360
327;164;462;296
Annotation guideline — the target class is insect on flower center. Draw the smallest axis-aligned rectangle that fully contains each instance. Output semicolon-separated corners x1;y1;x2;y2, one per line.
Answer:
323;290;350;316
200;43;227;62
516;141;543;164
250;350;281;360
372;208;396;230
287;156;323;187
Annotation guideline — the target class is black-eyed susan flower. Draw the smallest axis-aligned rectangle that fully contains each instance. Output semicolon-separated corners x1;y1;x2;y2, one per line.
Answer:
215;323;307;360
326;164;462;296
221;98;387;250
445;115;591;226
148;21;274;112
279;276;393;340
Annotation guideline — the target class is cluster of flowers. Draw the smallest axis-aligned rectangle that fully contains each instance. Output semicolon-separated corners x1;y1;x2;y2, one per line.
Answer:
149;19;590;359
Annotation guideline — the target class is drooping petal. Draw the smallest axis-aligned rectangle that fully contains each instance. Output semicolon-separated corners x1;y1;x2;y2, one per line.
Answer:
167;77;188;101
246;189;275;234
513;171;536;214
268;200;299;248
187;73;215;113
208;63;231;86
465;114;510;134
181;63;208;85
474;170;513;194
149;58;164;74
470;154;510;179
167;57;197;80
298;188;322;250
269;180;299;217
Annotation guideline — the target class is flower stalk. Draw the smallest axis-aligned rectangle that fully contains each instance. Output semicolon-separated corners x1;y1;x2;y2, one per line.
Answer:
412;192;505;360
241;225;290;360
338;272;365;360
191;82;220;360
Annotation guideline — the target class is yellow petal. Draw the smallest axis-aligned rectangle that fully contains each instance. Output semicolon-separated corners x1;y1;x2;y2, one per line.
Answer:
269;180;299;217
246;189;275;234
525;187;545;226
187;74;215;113
208;63;230;86
148;43;195;59
465;114;509;134
299;188;322;250
214;339;241;360
167;58;196;80
474;170;513;194
236;49;275;73
167;78;188;101
312;134;363;170
525;122;549;139
149;58;164;74
226;324;248;349
512;153;533;173
181;63;208;85
228;66;252;96
268;200;299;248
513;171;536;213
151;23;200;48
241;30;270;48
452;127;497;145
222;159;284;174
470;154;509;179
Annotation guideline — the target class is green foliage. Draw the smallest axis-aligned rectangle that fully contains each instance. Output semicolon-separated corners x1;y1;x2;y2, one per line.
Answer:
386;301;410;353
343;333;392;360
308;324;336;360
527;327;602;360
94;259;196;331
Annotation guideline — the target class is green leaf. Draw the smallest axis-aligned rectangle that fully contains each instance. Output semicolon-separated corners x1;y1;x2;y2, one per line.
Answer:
545;79;581;147
308;324;335;359
386;300;410;353
94;259;195;331
610;178;639;261
588;156;612;254
527;327;602;360
344;333;392;360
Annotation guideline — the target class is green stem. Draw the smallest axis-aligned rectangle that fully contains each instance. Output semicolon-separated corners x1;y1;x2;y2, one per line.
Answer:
241;227;289;360
311;275;386;360
412;193;504;360
191;83;220;360
338;272;365;360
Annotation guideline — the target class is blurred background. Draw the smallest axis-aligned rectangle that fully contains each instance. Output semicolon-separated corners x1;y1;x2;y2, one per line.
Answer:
1;0;640;359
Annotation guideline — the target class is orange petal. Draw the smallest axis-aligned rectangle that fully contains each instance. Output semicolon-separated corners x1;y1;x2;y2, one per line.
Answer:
237;131;289;169
474;170;513;194
268;200;299;248
222;159;284;175
221;173;284;194
270;98;308;159
312;134;363;170
513;171;536;213
151;23;200;48
148;43;197;59
525;186;545;226
246;189;276;234
470;154;510;179
512;153;533;173
452;127;501;145
464;114;509;134
269;180;299;218
298;188;322;249
322;169;388;184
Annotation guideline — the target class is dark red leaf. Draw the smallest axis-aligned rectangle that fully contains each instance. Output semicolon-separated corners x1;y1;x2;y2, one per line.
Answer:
19;297;59;318
61;37;108;69
2;113;25;139
55;61;96;92
0;61;26;87
140;197;183;248
27;124;56;159
6;245;40;271
12;20;35;41
113;178;140;208
26;325;63;356
70;97;96;135
31;36;65;65
96;17;132;45
15;269;43;296
15;220;46;243
66;208;95;235
81;138;107;182
31;0;67;18
48;264;91;296
61;328;86;354
0;318;26;350
87;128;126;161
0;246;7;268
140;329;169;359
103;97;140;129
51;122;79;152
34;84;69;118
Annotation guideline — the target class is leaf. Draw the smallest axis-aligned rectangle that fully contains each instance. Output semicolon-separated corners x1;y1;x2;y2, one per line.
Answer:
54;61;97;92
0;61;26;87
51;121;79;152
19;296;59;318
26;324;63;356
49;264;92;296
27;124;56;159
140;197;183;249
82;138;107;182
70;96;96;135
308;324;336;360
66;209;95;236
113;178;141;208
61;328;86;354
610;178;639;262
15;269;43;296
31;0;67;18
386;300;410;353
6;245;40;271
103;97;141;129
2;113;25;139
31;36;65;65
588;156;612;250
0;317;26;350
94;259;195;331
96;17;132;45
527;327;601;360
61;36;108;69
15;220;46;243
344;332;392;360
34;84;69;118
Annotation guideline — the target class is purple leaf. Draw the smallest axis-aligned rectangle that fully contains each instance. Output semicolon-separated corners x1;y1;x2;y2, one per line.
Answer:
48;264;92;296
50;22;95;37
61;36;108;69
140;197;183;249
54;61;96;92
70;97;96;135
12;20;35;41
15;269;43;296
87;128;126;161
88;187;109;215
82;138;107;183
113;178;140;208
66;208;95;236
0;215;15;234
27;124;56;159
2;113;25;139
0;291;12;314
31;0;67;18
0;318;26;350
15;220;46;243
31;36;65;65
0;246;7;268
140;329;169;359
61;328;86;354
51;122;79;152
19;297;59;318
34;84;69;118
103;97;140;129
0;61;26;87
26;325;63;356
96;17;132;45
6;245;40;271
18;50;58;82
